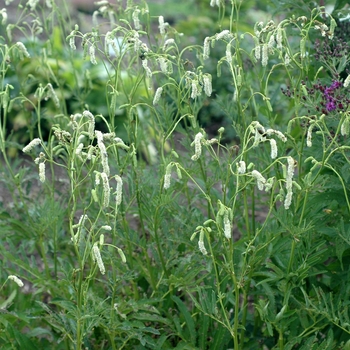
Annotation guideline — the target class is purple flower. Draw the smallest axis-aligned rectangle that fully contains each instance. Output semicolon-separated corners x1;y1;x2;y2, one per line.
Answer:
324;80;342;112
330;81;342;89
282;78;350;116
326;99;336;111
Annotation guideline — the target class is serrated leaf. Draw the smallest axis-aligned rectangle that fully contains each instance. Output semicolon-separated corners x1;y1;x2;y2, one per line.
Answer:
171;296;196;345
300;335;316;350
321;328;333;350
212;325;229;350
284;336;303;350
131;312;172;326
49;298;77;314
172;315;183;338
198;314;210;349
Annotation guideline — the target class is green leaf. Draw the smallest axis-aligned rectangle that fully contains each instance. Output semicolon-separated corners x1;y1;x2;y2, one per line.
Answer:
0;290;17;309
26;327;53;339
300;334;317;349
284;336;303;350
198;314;210;349
131;312;172;326
259;282;276;315
334;0;350;12
173;341;197;350
49;298;77;315
172;315;184;338
154;334;168;350
318;328;333;350
211;325;230;350
4;322;38;350
171;296;196;345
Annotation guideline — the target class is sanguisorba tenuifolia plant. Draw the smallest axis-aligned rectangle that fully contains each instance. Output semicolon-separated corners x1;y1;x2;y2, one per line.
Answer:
2;0;350;348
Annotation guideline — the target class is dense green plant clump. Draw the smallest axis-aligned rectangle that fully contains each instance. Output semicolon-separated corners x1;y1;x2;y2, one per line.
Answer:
2;0;350;348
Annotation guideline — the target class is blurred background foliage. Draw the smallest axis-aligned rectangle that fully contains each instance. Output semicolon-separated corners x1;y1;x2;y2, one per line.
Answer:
2;0;350;153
